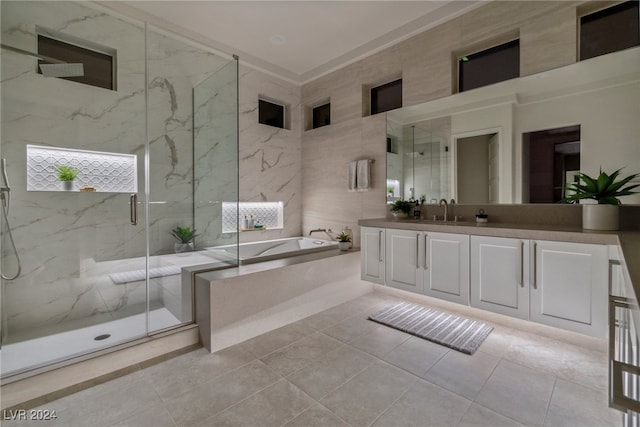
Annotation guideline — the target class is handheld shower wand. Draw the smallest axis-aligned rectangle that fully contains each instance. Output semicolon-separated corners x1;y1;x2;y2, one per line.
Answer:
1;158;21;280
1;158;10;211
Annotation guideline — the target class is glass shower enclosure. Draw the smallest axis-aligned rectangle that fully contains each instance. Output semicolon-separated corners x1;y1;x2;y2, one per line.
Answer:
0;1;238;379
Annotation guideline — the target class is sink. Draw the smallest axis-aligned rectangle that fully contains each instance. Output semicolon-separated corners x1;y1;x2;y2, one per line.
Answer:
420;220;477;226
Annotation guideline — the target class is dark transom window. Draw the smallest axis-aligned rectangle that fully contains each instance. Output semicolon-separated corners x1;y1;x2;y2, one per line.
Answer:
258;99;285;129
371;79;402;115
580;0;640;61
312;103;331;129
458;39;520;93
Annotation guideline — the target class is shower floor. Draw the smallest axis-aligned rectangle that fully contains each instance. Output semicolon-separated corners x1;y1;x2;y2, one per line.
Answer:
3;251;223;344
0;307;179;377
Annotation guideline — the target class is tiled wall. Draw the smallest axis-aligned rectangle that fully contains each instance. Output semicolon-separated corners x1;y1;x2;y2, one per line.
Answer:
238;67;302;243
300;1;635;245
0;1;300;341
26;145;137;193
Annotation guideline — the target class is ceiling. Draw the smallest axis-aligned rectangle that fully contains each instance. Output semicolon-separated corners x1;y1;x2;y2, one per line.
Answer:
118;1;481;84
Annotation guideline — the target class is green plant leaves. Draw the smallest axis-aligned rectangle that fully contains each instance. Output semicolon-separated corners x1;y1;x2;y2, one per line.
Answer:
563;167;640;205
390;200;412;214
54;165;80;181
171;226;199;243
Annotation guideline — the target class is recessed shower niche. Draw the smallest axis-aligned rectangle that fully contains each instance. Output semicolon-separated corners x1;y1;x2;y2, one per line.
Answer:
26;145;137;192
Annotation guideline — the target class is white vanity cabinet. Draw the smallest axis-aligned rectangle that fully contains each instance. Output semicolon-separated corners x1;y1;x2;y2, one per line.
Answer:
470;236;530;320
385;229;423;293
530;240;608;337
422;232;470;305
360;224;610;338
360;227;386;285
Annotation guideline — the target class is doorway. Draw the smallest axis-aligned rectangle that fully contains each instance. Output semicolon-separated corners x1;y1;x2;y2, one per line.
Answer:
522;125;581;203
455;132;499;204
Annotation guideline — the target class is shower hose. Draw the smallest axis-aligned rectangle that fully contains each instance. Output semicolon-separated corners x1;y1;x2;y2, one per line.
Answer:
1;191;21;280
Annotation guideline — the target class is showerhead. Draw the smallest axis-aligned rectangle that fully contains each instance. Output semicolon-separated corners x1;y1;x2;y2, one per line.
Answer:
1;43;84;78
39;62;84;78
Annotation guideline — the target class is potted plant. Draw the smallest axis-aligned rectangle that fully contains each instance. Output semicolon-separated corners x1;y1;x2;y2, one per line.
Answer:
171;226;199;254
54;165;80;191
563;168;639;230
390;199;412;219
336;231;352;251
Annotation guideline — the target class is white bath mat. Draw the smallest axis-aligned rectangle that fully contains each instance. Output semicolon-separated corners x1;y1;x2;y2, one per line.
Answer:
369;302;493;355
109;266;181;285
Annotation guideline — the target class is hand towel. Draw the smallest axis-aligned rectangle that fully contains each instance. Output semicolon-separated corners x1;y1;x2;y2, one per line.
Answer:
348;161;357;192
357;159;370;191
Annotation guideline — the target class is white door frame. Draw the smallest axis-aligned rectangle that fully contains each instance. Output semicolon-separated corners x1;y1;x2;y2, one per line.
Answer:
451;127;502;203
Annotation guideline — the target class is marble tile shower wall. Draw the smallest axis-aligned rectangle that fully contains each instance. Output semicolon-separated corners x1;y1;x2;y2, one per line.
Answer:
238;67;302;243
1;1;147;342
0;1;249;342
301;1;579;246
146;27;230;252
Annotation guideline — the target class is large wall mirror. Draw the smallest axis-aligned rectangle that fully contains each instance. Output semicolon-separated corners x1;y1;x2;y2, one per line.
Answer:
386;46;640;205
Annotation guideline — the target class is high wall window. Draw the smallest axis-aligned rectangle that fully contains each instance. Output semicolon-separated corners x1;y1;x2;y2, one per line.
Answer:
37;27;116;90
258;98;286;129
580;1;640;61
371;79;402;115
457;39;520;93
312;103;330;129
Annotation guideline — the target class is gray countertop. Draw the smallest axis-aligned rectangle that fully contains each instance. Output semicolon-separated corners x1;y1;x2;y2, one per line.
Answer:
358;218;640;302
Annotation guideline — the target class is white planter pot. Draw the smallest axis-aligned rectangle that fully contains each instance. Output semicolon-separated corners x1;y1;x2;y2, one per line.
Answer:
174;241;194;255
582;204;619;231
62;180;74;191
338;241;350;251
392;211;408;219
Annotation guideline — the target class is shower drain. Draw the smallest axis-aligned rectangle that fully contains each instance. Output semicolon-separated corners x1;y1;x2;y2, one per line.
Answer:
94;334;111;341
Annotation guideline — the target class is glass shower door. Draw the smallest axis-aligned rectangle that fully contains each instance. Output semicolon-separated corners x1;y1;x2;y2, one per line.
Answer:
0;1;149;377
145;26;238;333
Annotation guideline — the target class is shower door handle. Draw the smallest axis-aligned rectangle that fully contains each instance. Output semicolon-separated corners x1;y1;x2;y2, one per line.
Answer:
130;194;138;225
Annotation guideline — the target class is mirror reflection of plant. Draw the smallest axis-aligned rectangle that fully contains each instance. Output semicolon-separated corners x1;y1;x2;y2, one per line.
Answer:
54;165;80;181
390;199;412;214
562;168;639;205
171;226;199;243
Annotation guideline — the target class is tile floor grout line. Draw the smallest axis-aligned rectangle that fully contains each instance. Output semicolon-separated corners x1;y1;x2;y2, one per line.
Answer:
152;353;262;403
464;352;501;405
541;376;559;427
298;342;378;401
315;401;358;427
365;373;421;427
198;375;292;425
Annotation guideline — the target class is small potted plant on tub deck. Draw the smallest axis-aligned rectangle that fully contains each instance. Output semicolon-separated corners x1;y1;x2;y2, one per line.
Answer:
390;199;412;219
336;231;352;251
54;165;80;191
171;226;199;254
562;167;639;231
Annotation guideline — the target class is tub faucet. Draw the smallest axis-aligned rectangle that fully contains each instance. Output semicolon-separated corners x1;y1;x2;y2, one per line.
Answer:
439;199;449;222
309;228;333;240
309;228;326;236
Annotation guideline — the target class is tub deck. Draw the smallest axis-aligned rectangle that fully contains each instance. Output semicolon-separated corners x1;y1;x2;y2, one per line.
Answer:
195;250;372;353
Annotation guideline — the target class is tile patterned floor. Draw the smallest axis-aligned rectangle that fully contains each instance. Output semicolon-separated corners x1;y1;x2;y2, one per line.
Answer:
3;292;622;427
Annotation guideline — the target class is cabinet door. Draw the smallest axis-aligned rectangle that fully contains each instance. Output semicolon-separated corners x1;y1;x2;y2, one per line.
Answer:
423;232;469;305
360;227;385;285
386;229;423;293
530;240;608;337
470;236;529;319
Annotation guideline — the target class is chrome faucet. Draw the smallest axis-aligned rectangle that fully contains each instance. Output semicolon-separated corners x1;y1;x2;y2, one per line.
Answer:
309;228;326;236
309;228;332;237
439;199;449;222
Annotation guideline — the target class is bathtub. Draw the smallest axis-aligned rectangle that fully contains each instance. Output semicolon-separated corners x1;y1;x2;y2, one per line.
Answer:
206;237;338;264
195;250;373;353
